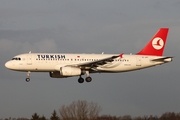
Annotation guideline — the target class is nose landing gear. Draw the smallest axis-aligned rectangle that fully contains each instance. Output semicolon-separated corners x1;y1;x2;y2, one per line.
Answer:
26;71;31;82
26;78;30;82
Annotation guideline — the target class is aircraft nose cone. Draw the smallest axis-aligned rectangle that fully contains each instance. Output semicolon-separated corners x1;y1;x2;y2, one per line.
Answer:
5;61;11;69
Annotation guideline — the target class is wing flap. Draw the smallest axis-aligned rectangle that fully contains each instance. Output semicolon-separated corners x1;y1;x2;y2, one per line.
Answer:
70;55;121;69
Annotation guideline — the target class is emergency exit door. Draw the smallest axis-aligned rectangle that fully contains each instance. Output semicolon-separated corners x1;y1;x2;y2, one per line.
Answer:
136;57;141;66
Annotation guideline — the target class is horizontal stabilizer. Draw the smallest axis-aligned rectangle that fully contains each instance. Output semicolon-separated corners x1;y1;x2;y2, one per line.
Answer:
151;57;173;62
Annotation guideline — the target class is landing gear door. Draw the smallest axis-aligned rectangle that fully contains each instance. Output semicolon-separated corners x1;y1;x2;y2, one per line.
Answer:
27;54;32;65
136;57;141;66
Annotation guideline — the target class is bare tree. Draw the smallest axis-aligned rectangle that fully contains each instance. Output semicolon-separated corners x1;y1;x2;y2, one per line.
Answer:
59;100;101;120
119;115;132;120
159;112;180;120
97;115;120;120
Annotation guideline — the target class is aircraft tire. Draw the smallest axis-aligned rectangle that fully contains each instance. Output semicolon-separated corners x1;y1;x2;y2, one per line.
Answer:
85;77;92;82
26;78;30;82
78;77;84;83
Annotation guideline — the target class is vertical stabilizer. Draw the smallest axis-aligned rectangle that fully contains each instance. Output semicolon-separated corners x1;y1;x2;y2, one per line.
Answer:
137;28;169;56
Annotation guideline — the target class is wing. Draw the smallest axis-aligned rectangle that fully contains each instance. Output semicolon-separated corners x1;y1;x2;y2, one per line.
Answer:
70;54;122;70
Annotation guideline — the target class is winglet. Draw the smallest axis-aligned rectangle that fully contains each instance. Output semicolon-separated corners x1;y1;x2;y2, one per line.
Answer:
119;53;124;58
137;28;169;56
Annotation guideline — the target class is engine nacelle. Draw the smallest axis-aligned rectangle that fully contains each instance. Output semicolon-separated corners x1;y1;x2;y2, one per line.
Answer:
60;66;81;76
49;71;66;78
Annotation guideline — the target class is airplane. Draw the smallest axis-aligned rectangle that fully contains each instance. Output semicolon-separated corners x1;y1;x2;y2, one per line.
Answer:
5;28;172;83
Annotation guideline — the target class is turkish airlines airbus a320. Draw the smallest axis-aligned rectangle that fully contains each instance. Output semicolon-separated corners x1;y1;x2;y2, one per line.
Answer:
5;28;172;83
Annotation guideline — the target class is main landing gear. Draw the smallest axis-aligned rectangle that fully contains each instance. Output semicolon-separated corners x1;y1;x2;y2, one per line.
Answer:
78;71;92;83
78;76;92;83
25;71;31;82
78;77;84;83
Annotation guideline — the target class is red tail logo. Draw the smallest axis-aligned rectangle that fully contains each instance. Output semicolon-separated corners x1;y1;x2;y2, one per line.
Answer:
137;28;169;56
152;37;164;50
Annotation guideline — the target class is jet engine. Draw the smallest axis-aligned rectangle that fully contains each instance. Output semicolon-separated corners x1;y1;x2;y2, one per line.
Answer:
60;66;81;76
49;71;66;78
49;66;81;78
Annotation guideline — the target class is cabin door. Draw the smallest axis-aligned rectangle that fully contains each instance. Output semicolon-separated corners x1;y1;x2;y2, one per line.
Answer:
27;54;32;65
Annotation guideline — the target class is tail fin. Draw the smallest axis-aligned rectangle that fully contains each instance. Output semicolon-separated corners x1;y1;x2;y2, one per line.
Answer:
137;28;169;56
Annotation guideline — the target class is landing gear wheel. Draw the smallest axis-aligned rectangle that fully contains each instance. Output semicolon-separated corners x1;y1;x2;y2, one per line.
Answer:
26;71;31;82
26;78;30;82
78;77;84;83
85;77;92;82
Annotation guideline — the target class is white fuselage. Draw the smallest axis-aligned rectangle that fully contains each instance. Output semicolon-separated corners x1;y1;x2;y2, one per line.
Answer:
5;53;171;73
4;28;172;83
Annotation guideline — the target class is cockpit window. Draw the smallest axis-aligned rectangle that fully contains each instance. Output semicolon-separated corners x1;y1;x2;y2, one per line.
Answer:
12;57;21;60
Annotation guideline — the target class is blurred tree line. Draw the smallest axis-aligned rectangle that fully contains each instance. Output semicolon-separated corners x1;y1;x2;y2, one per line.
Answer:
1;100;180;120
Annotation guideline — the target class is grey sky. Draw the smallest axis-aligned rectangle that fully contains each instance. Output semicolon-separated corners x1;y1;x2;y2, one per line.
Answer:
0;0;180;118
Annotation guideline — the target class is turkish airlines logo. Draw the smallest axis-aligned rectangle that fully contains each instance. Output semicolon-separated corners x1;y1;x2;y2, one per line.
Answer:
152;37;164;50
